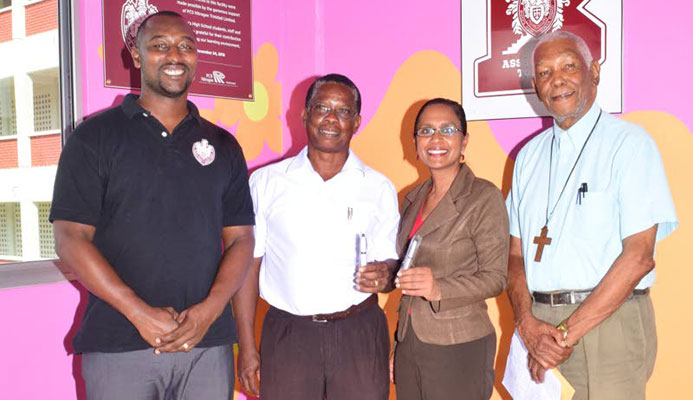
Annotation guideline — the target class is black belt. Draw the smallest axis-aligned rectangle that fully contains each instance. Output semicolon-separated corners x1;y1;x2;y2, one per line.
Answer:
293;294;378;322
532;288;649;307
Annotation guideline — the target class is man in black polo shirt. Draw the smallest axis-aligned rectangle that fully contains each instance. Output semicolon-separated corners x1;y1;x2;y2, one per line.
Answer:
50;11;254;399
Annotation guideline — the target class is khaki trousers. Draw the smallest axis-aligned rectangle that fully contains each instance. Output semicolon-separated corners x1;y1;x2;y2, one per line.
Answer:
532;293;657;400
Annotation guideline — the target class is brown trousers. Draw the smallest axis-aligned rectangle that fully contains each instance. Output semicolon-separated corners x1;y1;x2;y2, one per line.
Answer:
259;303;389;400
394;319;496;400
533;293;657;400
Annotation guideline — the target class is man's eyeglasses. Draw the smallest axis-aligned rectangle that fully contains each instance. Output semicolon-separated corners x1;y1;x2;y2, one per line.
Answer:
415;126;463;137
309;103;358;120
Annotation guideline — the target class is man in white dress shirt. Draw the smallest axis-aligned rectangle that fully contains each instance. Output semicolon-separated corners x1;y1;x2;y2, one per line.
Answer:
506;32;678;399
233;73;400;400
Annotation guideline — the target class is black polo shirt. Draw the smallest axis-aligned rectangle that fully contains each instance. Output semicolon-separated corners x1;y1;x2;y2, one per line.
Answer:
50;94;254;353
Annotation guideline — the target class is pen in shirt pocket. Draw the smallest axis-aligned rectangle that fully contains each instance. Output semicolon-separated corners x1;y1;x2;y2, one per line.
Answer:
577;182;588;205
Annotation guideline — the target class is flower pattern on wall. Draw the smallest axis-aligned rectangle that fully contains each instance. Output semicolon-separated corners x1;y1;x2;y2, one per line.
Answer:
199;42;283;161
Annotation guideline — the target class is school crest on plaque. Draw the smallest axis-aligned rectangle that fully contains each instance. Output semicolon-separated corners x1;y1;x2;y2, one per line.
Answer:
120;0;158;51
509;0;566;37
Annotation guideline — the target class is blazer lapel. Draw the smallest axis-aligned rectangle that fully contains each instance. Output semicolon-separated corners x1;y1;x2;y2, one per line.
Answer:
413;165;474;239
397;165;476;251
415;191;459;238
396;179;431;254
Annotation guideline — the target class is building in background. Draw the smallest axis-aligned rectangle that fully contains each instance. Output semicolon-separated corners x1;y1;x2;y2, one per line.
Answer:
0;0;60;263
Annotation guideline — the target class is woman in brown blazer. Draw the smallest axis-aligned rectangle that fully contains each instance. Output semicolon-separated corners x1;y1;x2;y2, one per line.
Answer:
393;98;509;400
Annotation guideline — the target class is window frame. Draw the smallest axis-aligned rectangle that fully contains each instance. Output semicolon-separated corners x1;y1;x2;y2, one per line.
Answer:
0;0;79;288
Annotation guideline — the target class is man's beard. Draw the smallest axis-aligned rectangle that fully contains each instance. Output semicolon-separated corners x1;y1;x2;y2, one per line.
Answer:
142;69;194;99
153;78;192;98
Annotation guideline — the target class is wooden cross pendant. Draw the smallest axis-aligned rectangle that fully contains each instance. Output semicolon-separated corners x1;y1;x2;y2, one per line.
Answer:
533;225;552;262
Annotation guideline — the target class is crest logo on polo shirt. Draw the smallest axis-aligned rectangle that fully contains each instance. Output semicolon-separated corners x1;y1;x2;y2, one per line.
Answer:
192;139;216;166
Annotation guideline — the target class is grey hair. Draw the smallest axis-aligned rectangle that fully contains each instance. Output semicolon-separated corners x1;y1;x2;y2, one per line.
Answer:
531;31;593;76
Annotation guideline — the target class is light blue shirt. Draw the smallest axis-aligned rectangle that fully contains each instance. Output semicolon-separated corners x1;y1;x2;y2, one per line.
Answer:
507;103;678;292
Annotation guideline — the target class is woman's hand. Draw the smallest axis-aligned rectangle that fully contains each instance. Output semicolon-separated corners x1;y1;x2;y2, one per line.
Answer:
395;267;441;301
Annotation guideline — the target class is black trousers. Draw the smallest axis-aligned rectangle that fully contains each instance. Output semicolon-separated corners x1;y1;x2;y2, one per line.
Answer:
394;320;496;400
259;302;390;400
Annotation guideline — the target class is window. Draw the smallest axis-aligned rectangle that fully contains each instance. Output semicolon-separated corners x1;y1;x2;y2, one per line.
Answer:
37;201;56;258
32;68;61;133
0;203;22;260
0;0;72;264
0;77;16;136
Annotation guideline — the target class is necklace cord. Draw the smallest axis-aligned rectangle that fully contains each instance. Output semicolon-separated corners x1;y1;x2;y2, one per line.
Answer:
545;110;603;225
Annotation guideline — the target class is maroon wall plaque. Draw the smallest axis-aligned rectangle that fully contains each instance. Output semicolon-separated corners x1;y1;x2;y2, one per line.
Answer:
462;1;622;120
475;1;602;95
103;0;253;100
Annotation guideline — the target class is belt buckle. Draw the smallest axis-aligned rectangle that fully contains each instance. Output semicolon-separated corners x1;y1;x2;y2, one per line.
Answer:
311;315;328;323
549;291;575;307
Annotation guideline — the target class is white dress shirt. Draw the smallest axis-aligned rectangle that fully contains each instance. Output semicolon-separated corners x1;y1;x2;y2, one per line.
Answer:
251;147;400;315
507;103;678;292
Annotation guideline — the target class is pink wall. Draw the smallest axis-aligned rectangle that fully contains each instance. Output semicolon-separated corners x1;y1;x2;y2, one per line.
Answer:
1;1;691;399
0;282;85;399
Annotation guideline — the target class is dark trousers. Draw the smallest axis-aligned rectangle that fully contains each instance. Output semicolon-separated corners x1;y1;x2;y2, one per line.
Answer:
259;302;390;400
394;320;496;400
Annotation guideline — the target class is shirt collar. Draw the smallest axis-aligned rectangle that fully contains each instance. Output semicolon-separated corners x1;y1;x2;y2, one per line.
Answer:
286;146;366;177
120;93;203;125
552;102;602;151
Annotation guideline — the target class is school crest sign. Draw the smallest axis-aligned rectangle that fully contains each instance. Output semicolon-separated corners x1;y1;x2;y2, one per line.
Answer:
510;0;567;37
120;0;158;52
461;0;622;120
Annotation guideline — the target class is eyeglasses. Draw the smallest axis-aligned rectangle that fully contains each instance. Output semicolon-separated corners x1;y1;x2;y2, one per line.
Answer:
309;103;358;120
415;126;463;137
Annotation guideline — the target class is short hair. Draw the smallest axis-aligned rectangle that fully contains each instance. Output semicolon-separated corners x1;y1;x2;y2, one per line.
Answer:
413;98;467;138
305;74;362;115
135;11;186;48
531;31;593;77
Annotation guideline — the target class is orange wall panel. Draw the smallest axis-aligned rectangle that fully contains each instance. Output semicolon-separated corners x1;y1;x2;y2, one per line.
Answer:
30;133;61;167
25;0;57;36
0;139;18;169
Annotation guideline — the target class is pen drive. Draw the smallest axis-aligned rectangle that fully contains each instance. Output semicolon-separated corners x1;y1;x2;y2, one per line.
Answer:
359;233;368;266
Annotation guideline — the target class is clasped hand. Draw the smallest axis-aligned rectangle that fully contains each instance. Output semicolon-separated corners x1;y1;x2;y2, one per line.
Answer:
131;303;217;354
517;316;573;383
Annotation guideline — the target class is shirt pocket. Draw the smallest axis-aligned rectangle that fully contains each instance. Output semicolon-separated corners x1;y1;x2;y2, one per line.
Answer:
349;201;379;257
572;191;617;240
329;201;375;265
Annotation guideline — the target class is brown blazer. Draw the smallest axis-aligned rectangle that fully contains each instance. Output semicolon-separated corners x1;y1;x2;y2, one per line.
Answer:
396;164;509;345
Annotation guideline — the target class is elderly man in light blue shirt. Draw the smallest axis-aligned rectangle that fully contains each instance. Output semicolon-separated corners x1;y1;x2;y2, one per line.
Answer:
506;31;677;399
